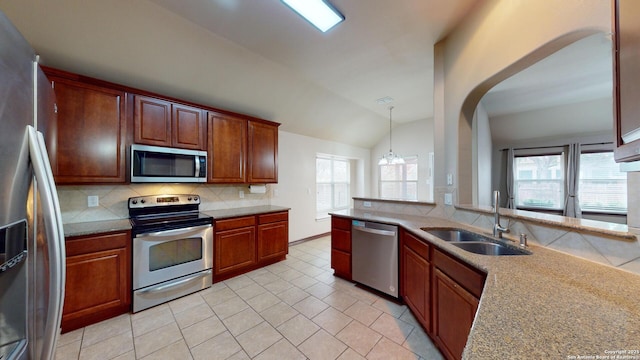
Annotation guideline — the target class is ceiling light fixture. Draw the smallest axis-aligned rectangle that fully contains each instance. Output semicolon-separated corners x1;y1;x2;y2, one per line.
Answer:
378;106;405;165
281;0;344;33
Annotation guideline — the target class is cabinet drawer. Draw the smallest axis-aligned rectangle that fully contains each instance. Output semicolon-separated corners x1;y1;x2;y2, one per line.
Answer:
215;216;256;231
332;216;352;231
433;248;485;299
65;231;130;256
258;211;288;224
403;230;430;261
331;228;351;253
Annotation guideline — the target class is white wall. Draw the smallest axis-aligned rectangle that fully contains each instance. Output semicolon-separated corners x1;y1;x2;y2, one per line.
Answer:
489;97;613;144
473;103;492;207
435;0;610;205
271;131;370;242
370;118;435;202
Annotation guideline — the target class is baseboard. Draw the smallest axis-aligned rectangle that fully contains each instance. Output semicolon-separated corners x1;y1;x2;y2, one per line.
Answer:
289;232;331;246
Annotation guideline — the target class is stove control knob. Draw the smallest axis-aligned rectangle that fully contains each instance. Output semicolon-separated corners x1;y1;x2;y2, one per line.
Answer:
188;197;192;201
140;199;146;204
132;200;138;205
194;197;199;202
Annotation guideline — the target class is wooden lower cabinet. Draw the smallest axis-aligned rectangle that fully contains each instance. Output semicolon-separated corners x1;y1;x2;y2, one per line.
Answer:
433;269;479;360
432;248;485;360
257;212;289;263
330;216;352;280
401;230;431;332
214;211;288;282
215;223;256;277
62;231;131;333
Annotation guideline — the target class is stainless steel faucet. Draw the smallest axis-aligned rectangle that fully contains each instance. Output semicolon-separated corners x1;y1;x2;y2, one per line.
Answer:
493;190;509;238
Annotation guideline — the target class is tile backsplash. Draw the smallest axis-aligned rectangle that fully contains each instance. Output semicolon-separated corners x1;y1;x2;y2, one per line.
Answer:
58;184;272;224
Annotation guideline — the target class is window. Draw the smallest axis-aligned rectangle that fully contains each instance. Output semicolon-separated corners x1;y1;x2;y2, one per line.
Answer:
316;156;350;218
514;154;564;210
579;152;627;213
379;156;418;200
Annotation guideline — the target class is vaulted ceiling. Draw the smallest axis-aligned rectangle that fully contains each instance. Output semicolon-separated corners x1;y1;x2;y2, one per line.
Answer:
0;0;613;148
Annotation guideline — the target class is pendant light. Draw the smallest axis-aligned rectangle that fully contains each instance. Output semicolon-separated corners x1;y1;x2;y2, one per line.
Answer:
378;106;404;165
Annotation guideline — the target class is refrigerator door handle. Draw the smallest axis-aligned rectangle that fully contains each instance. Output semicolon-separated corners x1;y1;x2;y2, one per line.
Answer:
28;125;66;360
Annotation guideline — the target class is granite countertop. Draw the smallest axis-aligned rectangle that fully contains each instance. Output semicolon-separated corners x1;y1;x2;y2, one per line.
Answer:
202;205;290;220
63;219;132;238
62;205;291;237
331;209;640;359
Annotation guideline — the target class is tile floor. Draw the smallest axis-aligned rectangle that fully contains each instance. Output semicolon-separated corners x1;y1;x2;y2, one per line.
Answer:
55;236;443;360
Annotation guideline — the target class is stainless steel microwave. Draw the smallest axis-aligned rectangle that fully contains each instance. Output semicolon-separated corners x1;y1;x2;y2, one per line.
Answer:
131;144;207;183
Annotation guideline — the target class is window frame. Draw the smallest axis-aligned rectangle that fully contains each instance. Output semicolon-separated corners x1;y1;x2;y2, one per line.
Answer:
315;155;351;219
378;155;418;201
513;152;565;211
578;150;627;214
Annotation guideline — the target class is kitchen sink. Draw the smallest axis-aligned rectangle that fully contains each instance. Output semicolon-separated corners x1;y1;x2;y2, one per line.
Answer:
422;228;531;256
449;241;530;256
423;228;493;242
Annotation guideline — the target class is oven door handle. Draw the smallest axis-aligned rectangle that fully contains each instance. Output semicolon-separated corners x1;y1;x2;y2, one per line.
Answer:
135;224;212;240
139;269;212;295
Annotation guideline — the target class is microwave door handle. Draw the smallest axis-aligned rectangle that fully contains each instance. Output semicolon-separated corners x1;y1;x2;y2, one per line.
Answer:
195;155;200;177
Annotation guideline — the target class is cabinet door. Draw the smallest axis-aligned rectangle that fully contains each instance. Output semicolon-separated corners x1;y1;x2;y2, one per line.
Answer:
403;245;430;331
432;268;479;360
257;221;288;263
330;249;351;280
247;121;278;183
63;231;131;333
330;216;352;280
50;78;126;183
214;226;257;277
208;113;247;183
614;0;640;162
134;95;172;147
173;104;206;150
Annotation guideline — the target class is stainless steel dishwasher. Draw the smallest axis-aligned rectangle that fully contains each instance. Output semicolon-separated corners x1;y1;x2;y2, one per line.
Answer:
351;220;398;298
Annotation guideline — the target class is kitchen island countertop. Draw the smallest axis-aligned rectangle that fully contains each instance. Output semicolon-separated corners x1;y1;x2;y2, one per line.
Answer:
331;209;640;359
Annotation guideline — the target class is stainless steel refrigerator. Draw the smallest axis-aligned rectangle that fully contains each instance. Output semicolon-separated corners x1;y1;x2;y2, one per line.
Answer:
0;10;66;360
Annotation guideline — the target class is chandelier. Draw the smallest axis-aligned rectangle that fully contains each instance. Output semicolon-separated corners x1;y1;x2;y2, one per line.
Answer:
378;106;404;165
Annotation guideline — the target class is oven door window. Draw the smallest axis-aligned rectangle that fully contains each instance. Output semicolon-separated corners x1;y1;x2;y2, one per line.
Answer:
134;152;195;177
148;237;202;271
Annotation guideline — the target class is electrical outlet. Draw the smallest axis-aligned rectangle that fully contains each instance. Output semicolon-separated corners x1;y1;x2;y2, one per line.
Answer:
444;193;453;205
363;201;372;208
239;191;245;199
87;195;99;207
447;173;454;185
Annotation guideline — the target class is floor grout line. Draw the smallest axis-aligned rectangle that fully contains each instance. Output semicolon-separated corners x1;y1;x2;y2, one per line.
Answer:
56;237;441;360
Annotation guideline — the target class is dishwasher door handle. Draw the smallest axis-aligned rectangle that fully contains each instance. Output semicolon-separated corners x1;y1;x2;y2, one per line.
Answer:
352;226;396;237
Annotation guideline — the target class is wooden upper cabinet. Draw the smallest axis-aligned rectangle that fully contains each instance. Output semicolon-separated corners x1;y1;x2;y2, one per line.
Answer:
134;95;205;150
172;103;206;150
248;121;279;183
47;72;126;184
208;113;247;183
614;0;640;162
134;95;171;146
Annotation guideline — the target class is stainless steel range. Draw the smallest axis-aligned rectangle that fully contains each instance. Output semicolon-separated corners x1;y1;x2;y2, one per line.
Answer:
128;194;213;313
